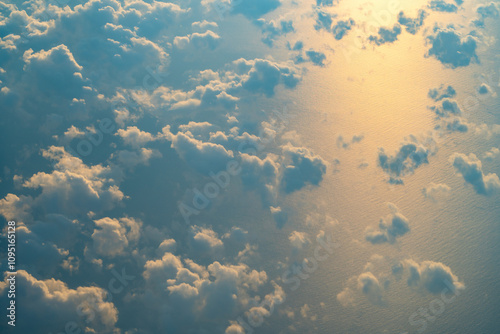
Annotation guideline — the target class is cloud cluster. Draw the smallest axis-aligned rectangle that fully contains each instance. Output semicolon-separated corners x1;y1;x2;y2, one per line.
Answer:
0;270;118;333
0;146;124;220
338;257;464;308
140;245;272;332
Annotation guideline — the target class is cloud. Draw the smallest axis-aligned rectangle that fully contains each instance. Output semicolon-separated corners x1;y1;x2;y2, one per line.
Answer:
255;18;294;47
226;323;245;333
398;10;427;34
314;10;334;31
64;125;85;140
87;216;142;258
428;85;456;101
478;83;491;95
369;24;402;45
396;259;465;294
331;19;356;40
427;27;479;68
162;125;234;174
174;30;222;50
483;147;500;161
140;249;269;332
423;182;451;201
428;0;458;13
356;272;385;305
316;0;335;5
450;153;500;195
337;261;387;307
189;225;224;256
116;126;156;148
192;20;219;32
114;148;162;170
430;98;461;117
442;117;469;133
289;231;309;250
15;146;124;216
281;144;327;193
0;270;118;333
474;1;499;26
240;153;279;205
270;206;288;227
22;44;86;100
336;134;364;149
365;203;410;244
157;238;177;256
305;50;326;66
0;193;33;222
230;0;281;19
233;58;301;97
477;2;499;18
378;135;436;183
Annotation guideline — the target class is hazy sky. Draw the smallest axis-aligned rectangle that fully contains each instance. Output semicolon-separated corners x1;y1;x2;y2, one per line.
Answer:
0;0;499;333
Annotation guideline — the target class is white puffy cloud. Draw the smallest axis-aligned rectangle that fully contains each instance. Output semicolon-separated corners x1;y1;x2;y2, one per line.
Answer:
157;238;177;256
116;126;156;148
337;271;386;307
189;225;224;255
281;144;327;193
426;27;478;68
483;147;500;161
140;249;270;332
162;125;234;174
289;231;309;250
365;203;410;244
233;58;301;97
0;270;118;333
337;255;389;307
450;153;500;195
174;30;221;50
395;259;465;294
19;146;124;214
114;148;162;170
87;216;142;258
423;182;451;201
0;193;33;222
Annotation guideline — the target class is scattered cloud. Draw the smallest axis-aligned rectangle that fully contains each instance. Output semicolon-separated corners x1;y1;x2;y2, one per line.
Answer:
450;153;500;195
365;203;410;244
427;27;479;68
